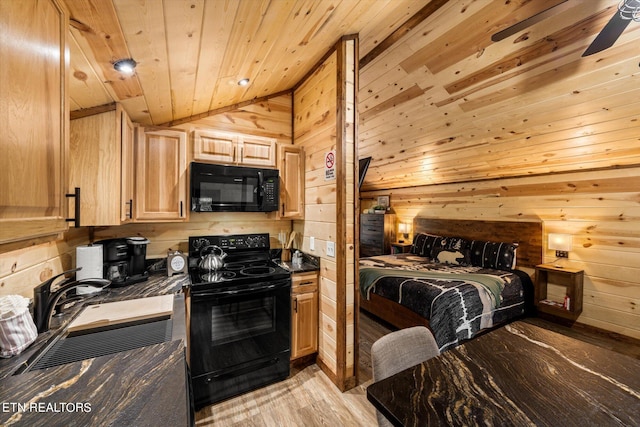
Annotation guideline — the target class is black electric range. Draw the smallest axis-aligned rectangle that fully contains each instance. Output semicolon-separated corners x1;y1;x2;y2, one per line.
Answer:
186;233;292;409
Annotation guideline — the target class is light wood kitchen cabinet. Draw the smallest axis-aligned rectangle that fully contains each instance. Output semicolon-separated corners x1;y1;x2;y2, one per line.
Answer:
120;111;135;223
193;129;276;167
0;0;69;244
68;104;134;226
291;271;318;360
135;127;187;222
278;144;304;219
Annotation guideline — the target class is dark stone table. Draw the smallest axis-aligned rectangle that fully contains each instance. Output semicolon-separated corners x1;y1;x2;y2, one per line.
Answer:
367;320;640;427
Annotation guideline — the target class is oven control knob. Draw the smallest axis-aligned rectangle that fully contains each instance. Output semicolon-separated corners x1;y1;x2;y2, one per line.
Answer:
193;238;210;251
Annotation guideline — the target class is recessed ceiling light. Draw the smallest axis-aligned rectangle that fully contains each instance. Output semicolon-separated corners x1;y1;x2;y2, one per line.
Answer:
238;78;250;86
113;58;137;74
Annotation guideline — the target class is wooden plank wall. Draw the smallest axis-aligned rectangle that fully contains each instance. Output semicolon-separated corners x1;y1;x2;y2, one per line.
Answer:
293;37;357;390
361;167;640;340
0;94;293;297
0;229;89;298
293;51;339;378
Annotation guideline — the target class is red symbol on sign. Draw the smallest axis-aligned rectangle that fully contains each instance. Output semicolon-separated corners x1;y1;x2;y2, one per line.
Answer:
325;152;335;169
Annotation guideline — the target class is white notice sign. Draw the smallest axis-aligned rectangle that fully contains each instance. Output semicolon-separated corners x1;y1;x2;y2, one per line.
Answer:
325;150;336;181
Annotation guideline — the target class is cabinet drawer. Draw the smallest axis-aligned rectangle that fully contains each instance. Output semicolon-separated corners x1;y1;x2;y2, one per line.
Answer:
292;272;318;294
360;231;383;245
361;214;384;226
361;225;383;235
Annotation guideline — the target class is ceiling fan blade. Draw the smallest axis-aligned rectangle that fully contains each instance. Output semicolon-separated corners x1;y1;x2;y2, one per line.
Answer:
582;12;631;56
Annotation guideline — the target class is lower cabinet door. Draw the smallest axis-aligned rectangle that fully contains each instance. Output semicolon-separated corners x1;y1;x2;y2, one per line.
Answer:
291;291;318;359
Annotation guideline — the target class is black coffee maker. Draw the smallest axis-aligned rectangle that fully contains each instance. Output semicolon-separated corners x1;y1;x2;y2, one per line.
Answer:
95;237;150;287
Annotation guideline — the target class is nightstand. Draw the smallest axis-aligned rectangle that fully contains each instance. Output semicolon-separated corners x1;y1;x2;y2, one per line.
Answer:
390;242;412;254
534;264;584;320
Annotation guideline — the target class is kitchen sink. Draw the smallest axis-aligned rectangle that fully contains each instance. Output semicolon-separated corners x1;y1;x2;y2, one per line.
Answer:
14;294;183;375
16;318;173;374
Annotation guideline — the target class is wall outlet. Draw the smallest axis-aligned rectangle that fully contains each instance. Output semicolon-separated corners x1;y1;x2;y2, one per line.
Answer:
310;236;315;251
327;241;335;257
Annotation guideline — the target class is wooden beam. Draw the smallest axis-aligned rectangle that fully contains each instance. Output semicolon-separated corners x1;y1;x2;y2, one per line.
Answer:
158;89;293;127
70;102;117;119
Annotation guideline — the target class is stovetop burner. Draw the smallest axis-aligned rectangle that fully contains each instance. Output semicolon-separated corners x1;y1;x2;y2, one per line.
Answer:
196;270;236;283
240;266;276;276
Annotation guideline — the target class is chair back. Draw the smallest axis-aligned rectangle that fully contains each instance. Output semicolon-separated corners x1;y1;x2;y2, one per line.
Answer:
371;326;440;427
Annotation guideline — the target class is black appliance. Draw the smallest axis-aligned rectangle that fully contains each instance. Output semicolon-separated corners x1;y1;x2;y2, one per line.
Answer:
187;233;291;409
190;162;279;212
95;237;150;287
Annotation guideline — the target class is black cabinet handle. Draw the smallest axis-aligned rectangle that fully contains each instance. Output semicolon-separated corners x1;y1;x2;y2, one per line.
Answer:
281;203;285;216
125;199;133;219
65;187;80;227
294;297;298;313
180;201;183;217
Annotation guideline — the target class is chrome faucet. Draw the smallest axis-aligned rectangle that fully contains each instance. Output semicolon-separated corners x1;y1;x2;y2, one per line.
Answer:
33;267;111;333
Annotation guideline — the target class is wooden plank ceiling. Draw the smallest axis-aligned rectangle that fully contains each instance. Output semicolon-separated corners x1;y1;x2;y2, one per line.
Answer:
64;0;427;125
359;0;640;191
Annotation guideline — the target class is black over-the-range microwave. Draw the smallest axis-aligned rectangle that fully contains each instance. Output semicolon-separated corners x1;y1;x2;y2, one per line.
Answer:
190;162;280;212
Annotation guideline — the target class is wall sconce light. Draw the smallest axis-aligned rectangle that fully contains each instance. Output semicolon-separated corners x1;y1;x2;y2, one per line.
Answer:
548;233;572;259
398;222;410;243
113;58;137;74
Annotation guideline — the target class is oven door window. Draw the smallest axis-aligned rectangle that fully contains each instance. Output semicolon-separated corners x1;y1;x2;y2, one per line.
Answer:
190;281;291;376
210;296;275;346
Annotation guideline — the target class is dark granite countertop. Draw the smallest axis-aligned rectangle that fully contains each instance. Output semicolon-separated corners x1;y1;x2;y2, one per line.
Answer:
0;272;192;426
275;252;320;273
367;320;640;427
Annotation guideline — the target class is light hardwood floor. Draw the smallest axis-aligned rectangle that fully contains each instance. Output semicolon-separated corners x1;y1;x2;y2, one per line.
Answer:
195;311;640;426
195;311;390;426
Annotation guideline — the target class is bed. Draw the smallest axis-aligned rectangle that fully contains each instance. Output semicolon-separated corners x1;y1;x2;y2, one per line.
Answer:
359;218;542;351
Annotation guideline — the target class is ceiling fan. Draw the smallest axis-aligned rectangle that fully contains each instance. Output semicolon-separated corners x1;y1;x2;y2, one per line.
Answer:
582;0;640;56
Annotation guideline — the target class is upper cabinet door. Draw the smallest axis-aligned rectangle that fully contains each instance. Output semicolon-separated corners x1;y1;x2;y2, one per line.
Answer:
238;135;277;167
120;109;135;223
193;129;277;167
193;130;238;164
69;107;123;226
0;0;68;244
134;127;187;222
278;144;305;219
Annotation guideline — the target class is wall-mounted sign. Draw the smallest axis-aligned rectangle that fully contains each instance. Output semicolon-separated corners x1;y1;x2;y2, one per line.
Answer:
325;150;336;181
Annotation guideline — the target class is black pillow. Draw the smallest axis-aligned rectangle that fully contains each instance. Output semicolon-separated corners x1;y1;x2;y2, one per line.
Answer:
469;240;519;270
411;233;442;258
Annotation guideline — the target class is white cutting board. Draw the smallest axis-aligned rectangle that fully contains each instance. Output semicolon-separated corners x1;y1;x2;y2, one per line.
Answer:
67;294;174;333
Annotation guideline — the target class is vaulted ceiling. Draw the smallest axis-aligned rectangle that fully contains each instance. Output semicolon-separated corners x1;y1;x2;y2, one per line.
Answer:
65;0;427;125
65;0;640;192
358;0;640;190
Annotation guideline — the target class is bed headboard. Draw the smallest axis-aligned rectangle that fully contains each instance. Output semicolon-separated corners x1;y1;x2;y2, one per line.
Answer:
413;218;543;269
